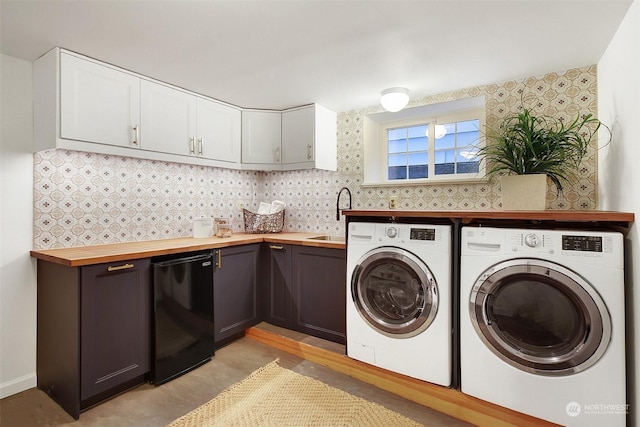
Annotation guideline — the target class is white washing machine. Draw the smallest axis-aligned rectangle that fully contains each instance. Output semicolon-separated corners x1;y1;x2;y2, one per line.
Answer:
460;226;626;426
346;222;452;386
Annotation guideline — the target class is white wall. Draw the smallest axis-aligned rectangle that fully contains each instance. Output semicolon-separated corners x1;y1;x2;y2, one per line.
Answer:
0;54;37;398
598;1;640;425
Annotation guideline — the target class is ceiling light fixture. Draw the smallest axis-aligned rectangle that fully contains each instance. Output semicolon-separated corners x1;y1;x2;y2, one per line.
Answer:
380;87;409;112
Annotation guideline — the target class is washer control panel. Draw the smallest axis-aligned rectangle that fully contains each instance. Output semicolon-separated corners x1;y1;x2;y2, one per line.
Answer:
376;224;405;242
386;226;398;238
374;224;443;245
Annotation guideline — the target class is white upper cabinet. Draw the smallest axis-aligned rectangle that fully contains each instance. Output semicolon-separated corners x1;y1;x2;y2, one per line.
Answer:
281;104;337;171
34;48;336;171
282;106;313;164
140;80;196;156
241;105;337;171
197;97;241;164
241;110;282;165
60;53;141;149
35;48;242;168
140;82;241;162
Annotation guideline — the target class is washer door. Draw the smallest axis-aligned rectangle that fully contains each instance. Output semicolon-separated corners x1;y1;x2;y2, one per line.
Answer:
470;258;611;376
351;247;438;338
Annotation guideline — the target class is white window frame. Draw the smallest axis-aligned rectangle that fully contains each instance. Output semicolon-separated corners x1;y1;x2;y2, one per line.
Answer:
363;98;486;187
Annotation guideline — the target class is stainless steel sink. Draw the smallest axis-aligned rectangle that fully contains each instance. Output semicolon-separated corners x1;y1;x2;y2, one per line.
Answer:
307;235;345;242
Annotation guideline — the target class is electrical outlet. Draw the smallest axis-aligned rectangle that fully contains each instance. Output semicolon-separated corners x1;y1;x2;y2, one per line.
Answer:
389;198;397;209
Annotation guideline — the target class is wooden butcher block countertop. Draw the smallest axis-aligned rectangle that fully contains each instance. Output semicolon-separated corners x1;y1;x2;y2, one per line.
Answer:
343;209;634;225
30;232;345;267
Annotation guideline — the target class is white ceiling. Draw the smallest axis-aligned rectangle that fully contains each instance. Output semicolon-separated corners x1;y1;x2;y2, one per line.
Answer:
0;0;633;112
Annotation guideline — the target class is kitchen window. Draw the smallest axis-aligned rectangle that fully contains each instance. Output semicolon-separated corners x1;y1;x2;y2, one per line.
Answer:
363;97;486;186
384;112;483;182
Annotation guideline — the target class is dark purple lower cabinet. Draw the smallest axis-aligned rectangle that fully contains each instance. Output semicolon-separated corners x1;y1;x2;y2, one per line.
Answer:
291;245;346;344
213;244;260;343
35;242;345;420
262;244;346;344
262;243;293;329
37;258;150;419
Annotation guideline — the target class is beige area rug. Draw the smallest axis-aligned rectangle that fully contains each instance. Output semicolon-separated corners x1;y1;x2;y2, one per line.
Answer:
168;360;426;427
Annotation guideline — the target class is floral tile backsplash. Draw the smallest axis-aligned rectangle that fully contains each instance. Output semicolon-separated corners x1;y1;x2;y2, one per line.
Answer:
33;65;599;249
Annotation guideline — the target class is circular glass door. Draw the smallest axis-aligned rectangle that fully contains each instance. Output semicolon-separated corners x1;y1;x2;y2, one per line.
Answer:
351;247;438;338
470;258;611;376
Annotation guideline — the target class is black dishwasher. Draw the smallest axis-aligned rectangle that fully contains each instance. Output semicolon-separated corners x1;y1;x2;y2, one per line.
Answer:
151;250;215;384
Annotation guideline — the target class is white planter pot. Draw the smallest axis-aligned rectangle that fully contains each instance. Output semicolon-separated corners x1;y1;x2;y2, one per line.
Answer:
500;174;547;210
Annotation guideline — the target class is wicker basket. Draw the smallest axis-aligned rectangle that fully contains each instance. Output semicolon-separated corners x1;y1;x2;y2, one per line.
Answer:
243;208;285;233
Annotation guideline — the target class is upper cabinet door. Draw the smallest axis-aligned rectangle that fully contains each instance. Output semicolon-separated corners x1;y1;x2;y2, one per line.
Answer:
241;111;282;164
140;80;196;156
281;104;337;171
281;106;314;164
312;104;337;171
196;98;241;163
60;53;141;148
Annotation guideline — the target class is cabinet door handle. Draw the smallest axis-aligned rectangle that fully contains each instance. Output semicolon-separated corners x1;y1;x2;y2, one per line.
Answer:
107;263;134;272
275;147;281;163
132;125;139;146
307;144;312;160
198;137;204;155
217;250;222;268
190;137;195;154
269;245;284;250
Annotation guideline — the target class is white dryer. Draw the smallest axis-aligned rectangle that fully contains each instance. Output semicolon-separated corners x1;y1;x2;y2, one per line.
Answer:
346;222;452;386
460;226;626;426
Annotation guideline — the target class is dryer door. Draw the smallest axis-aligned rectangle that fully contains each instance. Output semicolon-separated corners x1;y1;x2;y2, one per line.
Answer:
469;258;611;376
351;247;438;338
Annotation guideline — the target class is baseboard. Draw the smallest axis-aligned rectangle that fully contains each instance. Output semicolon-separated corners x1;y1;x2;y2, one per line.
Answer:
0;373;36;399
246;327;560;427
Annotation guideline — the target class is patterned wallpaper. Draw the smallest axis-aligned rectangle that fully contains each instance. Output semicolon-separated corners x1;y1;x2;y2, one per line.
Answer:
33;65;599;249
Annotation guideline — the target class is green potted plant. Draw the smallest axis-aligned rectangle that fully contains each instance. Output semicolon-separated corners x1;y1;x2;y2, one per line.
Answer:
478;105;604;210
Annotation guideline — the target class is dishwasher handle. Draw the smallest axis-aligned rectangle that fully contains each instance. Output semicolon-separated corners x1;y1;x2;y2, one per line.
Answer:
152;252;213;268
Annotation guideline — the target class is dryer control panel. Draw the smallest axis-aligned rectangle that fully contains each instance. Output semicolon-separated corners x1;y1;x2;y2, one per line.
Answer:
462;227;622;267
511;231;613;256
508;232;554;254
562;235;603;252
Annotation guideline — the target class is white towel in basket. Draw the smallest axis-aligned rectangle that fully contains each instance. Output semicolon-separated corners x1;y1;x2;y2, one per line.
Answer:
270;200;286;214
257;202;271;215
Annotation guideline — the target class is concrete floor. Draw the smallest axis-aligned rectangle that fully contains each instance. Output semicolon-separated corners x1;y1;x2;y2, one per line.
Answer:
0;325;473;427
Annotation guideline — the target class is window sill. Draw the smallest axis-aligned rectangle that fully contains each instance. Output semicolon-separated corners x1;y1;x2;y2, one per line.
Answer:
361;177;488;187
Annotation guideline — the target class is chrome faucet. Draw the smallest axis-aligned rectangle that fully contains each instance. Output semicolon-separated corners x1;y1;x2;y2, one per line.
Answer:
336;187;352;221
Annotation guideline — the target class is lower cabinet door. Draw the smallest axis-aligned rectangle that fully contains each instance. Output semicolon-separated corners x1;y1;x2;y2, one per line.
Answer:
291;246;346;344
213;244;260;343
262;243;293;329
80;259;151;400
